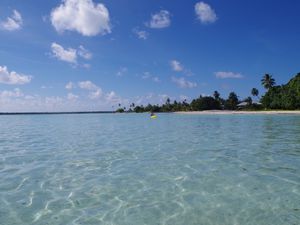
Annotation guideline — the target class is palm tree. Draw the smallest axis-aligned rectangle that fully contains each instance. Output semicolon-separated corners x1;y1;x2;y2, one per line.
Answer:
166;98;170;105
130;103;135;110
213;91;220;100
261;74;276;89
245;96;252;105
225;92;239;110
251;88;259;98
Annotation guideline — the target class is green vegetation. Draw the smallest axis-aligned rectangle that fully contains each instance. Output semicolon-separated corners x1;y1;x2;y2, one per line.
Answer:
115;72;300;112
251;88;259;99
224;92;239;110
261;73;276;89
261;73;300;109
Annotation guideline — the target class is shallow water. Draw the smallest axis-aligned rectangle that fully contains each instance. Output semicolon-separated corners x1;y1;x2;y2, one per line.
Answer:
0;113;299;225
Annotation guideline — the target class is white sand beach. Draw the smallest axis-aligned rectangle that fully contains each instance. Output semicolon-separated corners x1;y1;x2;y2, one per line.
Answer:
175;110;300;115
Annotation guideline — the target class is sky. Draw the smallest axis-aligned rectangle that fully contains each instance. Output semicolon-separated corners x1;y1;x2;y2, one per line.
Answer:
0;0;300;112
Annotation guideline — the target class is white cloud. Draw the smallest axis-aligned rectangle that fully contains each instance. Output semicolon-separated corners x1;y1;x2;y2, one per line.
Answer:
172;77;197;88
0;89;127;112
141;72;160;83
50;0;111;36
195;2;217;24
158;94;169;103
148;10;171;29
45;96;64;108
170;60;183;72
105;91;122;104
170;60;196;77
78;80;102;99
0;66;32;85
0;88;23;98
78;80;98;90
78;45;92;59
0;94;68;112
116;67;128;77
1;10;23;31
89;89;102;99
0;87;194;112
134;93;171;106
133;28;148;40
51;43;77;63
135;94;188;105
179;95;189;101
51;43;92;64
215;71;243;79
65;81;75;90
106;91;117;101
67;93;79;101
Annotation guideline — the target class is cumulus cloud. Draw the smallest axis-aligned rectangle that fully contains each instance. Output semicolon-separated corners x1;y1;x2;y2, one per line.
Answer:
172;77;197;88
78;80;98;90
0;88;127;112
147;10;171;29
0;93;70;112
106;91;117;101
67;93;79;101
78;80;102;99
0;66;32;85
142;72;160;83
0;87;191;112
105;91;123;104
170;60;183;72
133;28;148;40
50;0;111;36
133;93;171;106
169;60;195;76
0;10;23;31
89;89;102;99
65;81;75;90
195;2;217;24
51;43;92;64
78;45;92;59
215;71;243;79
0;88;23;98
51;43;77;63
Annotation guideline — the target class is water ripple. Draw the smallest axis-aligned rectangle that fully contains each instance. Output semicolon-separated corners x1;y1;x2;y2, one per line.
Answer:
0;114;299;224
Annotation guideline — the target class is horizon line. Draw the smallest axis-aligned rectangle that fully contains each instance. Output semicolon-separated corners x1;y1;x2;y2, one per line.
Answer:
0;111;115;115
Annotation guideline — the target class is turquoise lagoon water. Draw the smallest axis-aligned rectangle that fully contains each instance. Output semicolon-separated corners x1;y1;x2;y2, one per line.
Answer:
0;113;300;225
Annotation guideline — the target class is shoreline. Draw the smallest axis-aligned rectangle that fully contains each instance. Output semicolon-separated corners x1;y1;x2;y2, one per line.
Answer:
174;110;300;115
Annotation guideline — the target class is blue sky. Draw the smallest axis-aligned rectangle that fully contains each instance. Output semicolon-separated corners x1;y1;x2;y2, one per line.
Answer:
0;0;300;111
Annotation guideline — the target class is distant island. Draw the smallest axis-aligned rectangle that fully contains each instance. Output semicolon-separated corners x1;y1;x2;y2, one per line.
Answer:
116;72;300;113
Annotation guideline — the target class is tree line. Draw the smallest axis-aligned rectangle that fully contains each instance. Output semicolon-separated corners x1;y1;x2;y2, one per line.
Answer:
116;72;300;112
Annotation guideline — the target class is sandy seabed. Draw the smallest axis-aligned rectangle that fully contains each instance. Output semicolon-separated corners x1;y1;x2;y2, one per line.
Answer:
175;110;300;115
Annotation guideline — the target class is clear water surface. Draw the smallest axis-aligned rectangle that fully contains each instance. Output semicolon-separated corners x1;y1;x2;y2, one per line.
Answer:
0;113;299;225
